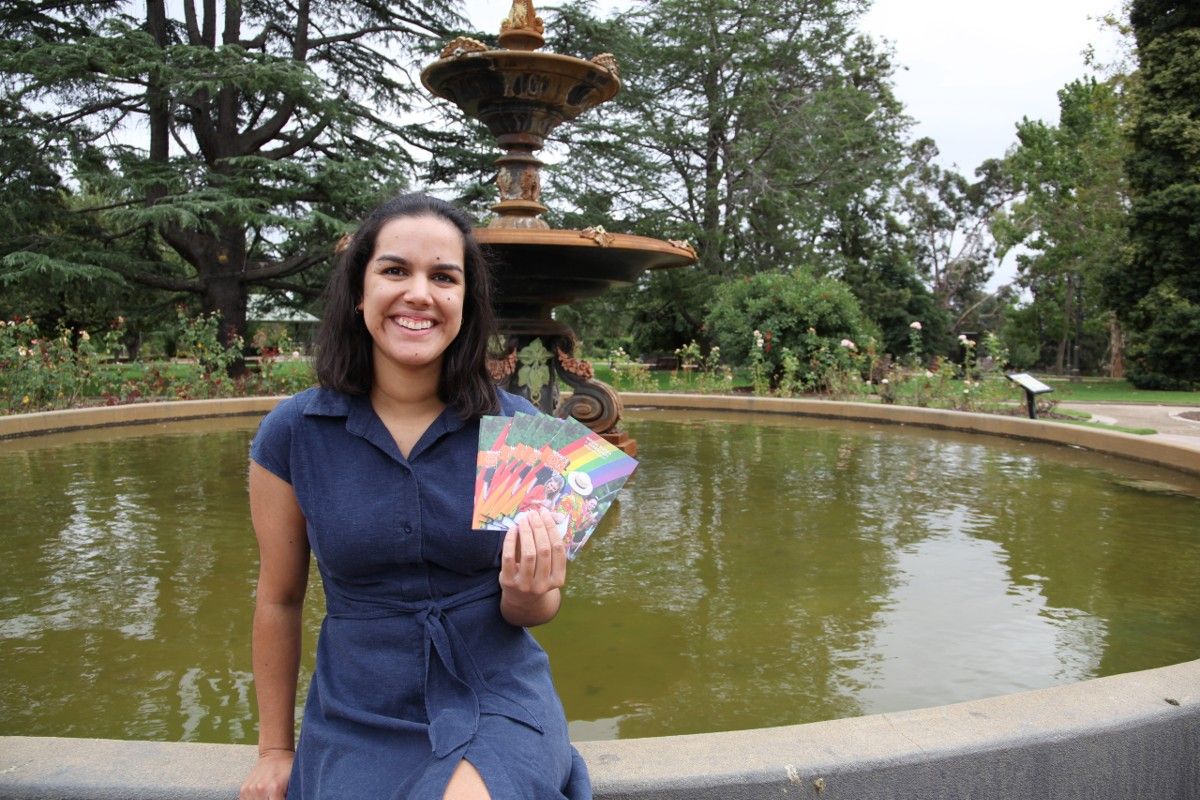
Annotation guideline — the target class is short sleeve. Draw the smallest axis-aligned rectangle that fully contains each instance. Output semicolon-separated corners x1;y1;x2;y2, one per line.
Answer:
497;389;539;417
250;395;303;483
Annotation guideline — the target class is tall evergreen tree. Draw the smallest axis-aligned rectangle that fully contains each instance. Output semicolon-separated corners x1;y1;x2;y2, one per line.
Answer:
540;0;914;354
994;78;1129;374
1107;0;1200;387
0;0;466;361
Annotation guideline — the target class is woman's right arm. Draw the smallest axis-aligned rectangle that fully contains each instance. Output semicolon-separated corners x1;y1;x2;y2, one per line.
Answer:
240;461;310;800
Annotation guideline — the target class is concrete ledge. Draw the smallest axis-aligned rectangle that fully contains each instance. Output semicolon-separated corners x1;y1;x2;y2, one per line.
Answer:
0;398;284;440
3;395;1198;798
5;394;1196;478
621;393;1200;477
1;660;1196;799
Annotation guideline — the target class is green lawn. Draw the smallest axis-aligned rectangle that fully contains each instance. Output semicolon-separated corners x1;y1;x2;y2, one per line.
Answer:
590;364;751;392
1036;377;1200;405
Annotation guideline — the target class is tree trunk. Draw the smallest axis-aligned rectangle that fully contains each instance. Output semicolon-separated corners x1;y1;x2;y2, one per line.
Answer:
1056;274;1074;375
1107;313;1125;378
205;272;248;377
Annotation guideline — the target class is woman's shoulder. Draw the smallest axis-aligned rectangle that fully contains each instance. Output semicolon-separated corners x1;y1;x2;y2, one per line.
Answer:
259;386;326;427
495;388;540;417
251;387;348;481
264;385;358;420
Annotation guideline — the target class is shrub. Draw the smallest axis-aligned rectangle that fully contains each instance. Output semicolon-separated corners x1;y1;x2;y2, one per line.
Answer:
706;270;878;389
1;317;124;413
1124;283;1200;390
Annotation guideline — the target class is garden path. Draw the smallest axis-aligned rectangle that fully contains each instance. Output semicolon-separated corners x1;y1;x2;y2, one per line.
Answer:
1061;402;1200;454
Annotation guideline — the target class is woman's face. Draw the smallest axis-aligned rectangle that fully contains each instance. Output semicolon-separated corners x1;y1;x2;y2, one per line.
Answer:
360;214;466;376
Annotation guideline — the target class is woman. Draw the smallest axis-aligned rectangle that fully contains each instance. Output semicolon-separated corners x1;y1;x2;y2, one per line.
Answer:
239;194;588;800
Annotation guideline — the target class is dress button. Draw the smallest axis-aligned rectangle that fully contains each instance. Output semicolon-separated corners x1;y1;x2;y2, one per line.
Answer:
403;522;413;534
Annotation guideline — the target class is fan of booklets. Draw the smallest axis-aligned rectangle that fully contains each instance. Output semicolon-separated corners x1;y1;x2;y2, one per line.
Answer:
472;412;639;559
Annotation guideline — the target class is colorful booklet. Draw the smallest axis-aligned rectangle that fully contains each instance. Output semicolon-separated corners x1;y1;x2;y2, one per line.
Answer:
472;412;639;559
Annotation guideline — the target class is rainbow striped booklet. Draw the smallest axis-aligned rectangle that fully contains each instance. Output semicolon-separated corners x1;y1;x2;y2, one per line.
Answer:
472;412;639;559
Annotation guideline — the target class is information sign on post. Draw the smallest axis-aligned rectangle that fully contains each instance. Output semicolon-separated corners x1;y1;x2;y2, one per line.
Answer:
1006;373;1054;419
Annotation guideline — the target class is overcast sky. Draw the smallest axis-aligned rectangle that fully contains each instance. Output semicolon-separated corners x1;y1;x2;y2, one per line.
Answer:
461;0;1126;287
463;0;1122;174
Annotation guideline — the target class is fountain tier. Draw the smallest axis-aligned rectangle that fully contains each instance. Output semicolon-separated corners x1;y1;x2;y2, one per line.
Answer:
420;2;696;452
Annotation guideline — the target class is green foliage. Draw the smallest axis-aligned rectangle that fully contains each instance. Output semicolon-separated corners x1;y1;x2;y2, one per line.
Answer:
706;270;877;388
995;78;1129;375
899;139;1007;333
541;0;918;354
171;308;244;388
1111;2;1200;385
606;348;658;392
664;341;730;393
1123;282;1200;389
0;317;124;412
0;0;460;352
0;310;315;413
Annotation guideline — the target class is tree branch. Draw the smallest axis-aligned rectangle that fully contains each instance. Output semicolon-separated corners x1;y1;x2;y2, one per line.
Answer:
258;113;334;160
127;270;203;293
240;253;327;282
255;278;324;299
238;101;297;154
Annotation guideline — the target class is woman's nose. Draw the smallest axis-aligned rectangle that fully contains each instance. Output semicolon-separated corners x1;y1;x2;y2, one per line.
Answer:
402;273;432;304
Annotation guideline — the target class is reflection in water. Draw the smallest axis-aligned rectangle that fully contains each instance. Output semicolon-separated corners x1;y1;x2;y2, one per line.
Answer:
1;411;1198;743
850;531;1106;714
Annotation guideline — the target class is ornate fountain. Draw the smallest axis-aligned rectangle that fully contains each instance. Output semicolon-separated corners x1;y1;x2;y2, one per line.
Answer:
421;0;696;455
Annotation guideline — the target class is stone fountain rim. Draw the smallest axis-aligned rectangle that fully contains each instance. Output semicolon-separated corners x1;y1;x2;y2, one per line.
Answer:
1;395;1197;799
2;395;1199;480
475;227;697;260
421;49;621;95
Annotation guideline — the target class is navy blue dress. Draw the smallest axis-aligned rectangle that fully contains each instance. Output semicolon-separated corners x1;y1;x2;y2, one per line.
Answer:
251;387;590;799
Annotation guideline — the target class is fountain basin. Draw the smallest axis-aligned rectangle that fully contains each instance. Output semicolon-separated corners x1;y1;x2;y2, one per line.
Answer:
477;228;697;313
1;660;1196;798
421;51;619;145
1;397;1197;798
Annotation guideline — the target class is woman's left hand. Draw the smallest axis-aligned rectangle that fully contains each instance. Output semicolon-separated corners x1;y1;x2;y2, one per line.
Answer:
499;507;566;626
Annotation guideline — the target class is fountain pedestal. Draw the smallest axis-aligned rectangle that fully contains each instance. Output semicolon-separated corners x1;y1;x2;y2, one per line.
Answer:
421;2;696;452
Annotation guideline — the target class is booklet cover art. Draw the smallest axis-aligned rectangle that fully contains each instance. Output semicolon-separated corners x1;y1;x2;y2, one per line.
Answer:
472;412;638;559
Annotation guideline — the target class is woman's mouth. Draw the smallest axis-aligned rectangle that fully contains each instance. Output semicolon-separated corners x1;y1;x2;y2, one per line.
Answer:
393;316;435;331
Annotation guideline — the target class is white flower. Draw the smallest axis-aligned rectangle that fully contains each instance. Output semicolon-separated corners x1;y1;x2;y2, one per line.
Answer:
924;370;933;378
881;378;890;385
18;346;29;357
291;350;301;359
910;321;922;330
958;334;967;342
840;338;856;350
80;330;90;341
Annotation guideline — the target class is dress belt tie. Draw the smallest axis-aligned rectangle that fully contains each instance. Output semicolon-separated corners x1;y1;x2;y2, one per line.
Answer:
328;580;542;757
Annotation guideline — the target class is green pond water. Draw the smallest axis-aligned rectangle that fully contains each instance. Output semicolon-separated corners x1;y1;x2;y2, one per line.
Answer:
2;408;1199;744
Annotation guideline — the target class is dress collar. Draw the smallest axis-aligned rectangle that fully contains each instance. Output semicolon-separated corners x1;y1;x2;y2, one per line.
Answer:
303;387;467;463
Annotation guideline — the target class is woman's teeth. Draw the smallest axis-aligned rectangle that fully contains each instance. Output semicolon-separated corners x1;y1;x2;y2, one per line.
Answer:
395;318;433;330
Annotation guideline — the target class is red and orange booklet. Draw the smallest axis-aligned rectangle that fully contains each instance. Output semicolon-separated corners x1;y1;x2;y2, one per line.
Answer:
472;412;638;559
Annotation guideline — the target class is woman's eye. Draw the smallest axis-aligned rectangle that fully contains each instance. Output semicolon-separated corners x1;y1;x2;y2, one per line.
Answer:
433;273;458;284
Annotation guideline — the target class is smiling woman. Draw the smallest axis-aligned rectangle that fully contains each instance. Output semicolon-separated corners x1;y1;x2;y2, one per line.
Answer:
359;216;466;381
239;194;590;800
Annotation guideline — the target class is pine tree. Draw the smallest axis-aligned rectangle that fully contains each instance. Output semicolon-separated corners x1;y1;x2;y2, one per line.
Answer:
1108;0;1200;387
1;0;466;364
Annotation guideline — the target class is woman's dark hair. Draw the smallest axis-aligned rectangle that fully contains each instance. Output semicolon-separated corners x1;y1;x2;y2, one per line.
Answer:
314;193;499;418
